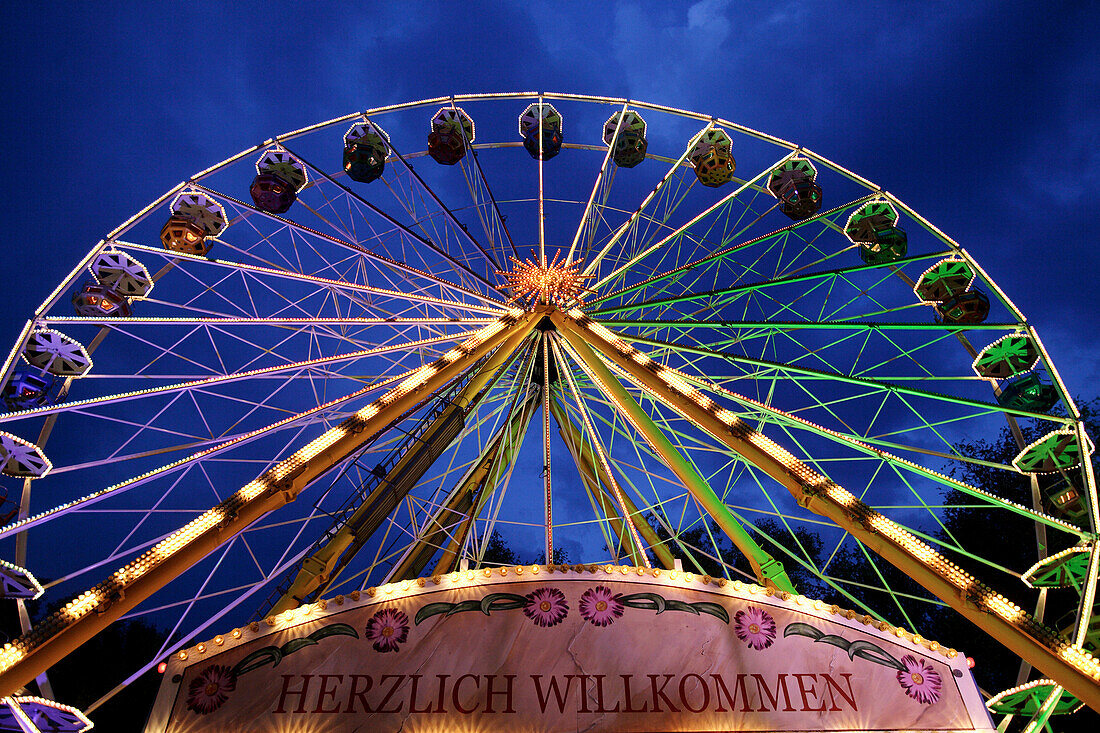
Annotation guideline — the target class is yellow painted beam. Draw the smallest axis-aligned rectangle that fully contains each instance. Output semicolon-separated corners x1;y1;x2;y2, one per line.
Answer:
390;391;540;581
0;308;540;696
549;394;674;569
554;317;795;592
553;308;1100;712
269;329;537;614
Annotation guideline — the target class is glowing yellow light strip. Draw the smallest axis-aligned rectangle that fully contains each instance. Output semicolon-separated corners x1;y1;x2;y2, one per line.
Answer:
559;309;1100;697
179;565;966;671
0;366;419;540
0;311;532;691
0;330;477;423
603;328;1084;536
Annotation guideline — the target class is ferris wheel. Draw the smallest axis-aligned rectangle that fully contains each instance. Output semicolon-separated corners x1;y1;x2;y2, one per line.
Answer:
0;92;1095;729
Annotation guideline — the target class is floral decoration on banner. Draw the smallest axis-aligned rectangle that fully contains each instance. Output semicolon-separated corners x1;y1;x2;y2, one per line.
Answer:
186;665;236;715
366;608;410;652
185;622;358;715
783;622;943;705
579;586;624;626
897;654;943;704
523;587;569;627
734;606;776;650
416;587;569;628
579;585;729;626
415;585;729;629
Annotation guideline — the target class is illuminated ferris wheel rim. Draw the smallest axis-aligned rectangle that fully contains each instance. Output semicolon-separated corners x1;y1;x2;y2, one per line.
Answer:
0;91;1094;727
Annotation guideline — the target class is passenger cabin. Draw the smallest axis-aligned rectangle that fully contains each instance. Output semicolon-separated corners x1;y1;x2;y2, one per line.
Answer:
519;102;563;161
428;107;474;165
603;110;647;168
845;201;907;264
72;281;131;318
2;371;58;412
343;120;390;183
767;159;822;220
161;191;229;256
250;149;307;214
688;129;735;187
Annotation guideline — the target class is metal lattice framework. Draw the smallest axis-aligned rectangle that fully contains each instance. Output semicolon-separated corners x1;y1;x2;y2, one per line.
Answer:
0;93;1096;729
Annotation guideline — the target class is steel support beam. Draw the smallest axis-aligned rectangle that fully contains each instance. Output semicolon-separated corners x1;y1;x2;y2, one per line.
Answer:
0;308;541;696
554;315;795;592
267;328;536;614
549;395;674;569
389;391;540;582
552;308;1100;712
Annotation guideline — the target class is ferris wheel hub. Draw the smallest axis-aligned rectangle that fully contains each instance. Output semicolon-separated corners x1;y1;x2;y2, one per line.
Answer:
499;249;594;308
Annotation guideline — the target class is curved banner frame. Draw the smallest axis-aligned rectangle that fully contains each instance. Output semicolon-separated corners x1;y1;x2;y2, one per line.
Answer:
145;565;995;732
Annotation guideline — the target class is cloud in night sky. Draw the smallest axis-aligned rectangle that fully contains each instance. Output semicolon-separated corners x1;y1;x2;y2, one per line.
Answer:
0;6;1099;719
0;1;1097;427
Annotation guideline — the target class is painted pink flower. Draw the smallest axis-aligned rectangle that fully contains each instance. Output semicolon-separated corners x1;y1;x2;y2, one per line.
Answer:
366;608;409;652
897;654;942;704
186;664;236;715
579;585;625;627
734;606;776;650
523;587;569;627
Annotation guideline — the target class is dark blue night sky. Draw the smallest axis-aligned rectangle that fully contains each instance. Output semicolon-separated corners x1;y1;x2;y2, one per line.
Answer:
0;2;1098;726
2;0;1097;391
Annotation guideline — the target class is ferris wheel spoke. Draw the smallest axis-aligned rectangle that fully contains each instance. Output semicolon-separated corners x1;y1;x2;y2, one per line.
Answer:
460;338;543;567
565;101;629;266
354;128;505;281
589;249;953;319
449;100;518;263
601;317;1020;336
549;392;650;567
549;334;650;567
0;331;473;428
261;324;540;614
582;123;713;278
595;168;700;293
624;331;1072;429
556;331;798;584
590;194;876;309
540;333;553;560
44;315;495;330
189;183;505;309
117;243;500;316
281;144;503;294
592;149;799;293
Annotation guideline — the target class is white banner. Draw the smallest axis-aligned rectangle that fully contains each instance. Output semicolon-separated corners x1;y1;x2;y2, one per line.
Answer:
145;566;995;732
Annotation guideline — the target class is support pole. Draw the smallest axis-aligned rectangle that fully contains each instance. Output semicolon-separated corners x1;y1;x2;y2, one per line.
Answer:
552;308;1100;712
549;394;674;569
550;336;650;567
554;319;795;592
0;309;541;696
268;327;537;614
541;332;554;562
387;391;540;581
